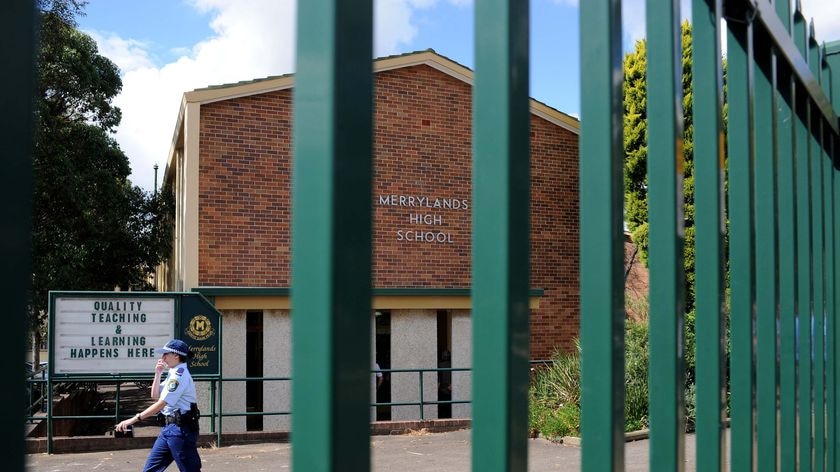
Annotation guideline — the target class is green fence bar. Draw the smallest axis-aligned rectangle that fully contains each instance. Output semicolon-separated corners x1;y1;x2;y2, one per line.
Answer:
291;0;373;469
472;0;530;470
691;0;727;469
822;46;836;472
646;0;686;469
774;14;798;472
821;37;840;471
726;11;756;471
814;119;827;472
579;0;625;470
753;25;779;472
796;101;814;472
2;2;36;471
811;29;827;472
833;136;840;472
825;130;836;472
793;7;813;470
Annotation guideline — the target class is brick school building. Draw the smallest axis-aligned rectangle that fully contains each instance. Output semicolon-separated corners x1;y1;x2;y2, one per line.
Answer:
159;50;580;430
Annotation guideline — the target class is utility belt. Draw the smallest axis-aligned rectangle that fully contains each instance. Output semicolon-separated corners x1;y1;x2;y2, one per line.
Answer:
157;403;200;431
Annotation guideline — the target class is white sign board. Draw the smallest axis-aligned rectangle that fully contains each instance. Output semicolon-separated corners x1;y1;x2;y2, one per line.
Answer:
53;296;175;375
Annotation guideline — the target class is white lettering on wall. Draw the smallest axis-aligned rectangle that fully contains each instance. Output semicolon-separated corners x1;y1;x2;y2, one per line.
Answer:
377;194;468;244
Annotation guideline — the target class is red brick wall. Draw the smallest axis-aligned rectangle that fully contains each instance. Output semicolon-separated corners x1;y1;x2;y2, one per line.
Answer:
198;90;293;286
197;64;579;357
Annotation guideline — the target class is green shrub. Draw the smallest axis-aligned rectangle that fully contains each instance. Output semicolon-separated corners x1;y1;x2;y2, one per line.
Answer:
529;341;582;438
528;311;712;437
624;320;650;431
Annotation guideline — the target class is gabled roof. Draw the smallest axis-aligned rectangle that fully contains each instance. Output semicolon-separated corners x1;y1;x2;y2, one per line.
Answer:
166;49;579;181
182;49;579;135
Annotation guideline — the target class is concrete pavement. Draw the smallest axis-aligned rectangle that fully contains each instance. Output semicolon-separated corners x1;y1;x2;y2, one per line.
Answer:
27;428;718;471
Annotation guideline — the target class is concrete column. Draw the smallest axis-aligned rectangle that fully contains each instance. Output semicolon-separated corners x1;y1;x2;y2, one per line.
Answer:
451;310;472;419
220;310;246;432
195;380;213;433
390;309;437;420
263;310;291;431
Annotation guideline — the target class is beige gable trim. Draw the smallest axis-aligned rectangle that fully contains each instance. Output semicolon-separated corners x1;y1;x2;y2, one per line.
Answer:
173;50;579;135
185;75;295;105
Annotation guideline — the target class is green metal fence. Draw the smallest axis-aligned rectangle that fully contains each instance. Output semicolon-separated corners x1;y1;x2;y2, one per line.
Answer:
582;1;839;472
8;0;840;471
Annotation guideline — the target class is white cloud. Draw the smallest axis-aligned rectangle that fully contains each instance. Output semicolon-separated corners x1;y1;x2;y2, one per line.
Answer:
95;0;836;191
375;0;468;56
88;0;297;191
93;0;470;190
86;32;155;73
618;0;838;48
376;0;419;56
802;0;840;43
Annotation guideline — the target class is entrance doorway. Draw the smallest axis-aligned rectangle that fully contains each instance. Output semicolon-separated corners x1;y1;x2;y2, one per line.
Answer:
246;310;263;431
437;310;452;418
375;311;391;420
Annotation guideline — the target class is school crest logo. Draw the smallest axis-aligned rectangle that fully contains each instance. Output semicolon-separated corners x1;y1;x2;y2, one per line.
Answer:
186;314;214;341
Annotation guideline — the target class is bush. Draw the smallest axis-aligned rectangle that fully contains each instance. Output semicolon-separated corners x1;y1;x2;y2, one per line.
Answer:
529;312;708;438
529;341;582;439
624;320;650;431
529;400;581;439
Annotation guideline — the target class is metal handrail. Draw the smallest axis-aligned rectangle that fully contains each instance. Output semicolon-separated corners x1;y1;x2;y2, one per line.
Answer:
25;364;494;447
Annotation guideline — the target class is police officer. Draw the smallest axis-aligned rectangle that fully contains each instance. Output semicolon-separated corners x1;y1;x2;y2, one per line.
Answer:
116;339;201;471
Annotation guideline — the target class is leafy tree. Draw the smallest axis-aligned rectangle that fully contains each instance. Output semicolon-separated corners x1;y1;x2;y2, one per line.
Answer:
30;0;173;359
623;22;701;310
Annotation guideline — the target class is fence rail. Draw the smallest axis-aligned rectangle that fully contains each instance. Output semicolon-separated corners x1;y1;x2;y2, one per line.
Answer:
9;0;840;471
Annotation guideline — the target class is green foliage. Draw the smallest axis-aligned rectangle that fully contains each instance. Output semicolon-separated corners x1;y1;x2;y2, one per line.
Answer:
529;401;581;439
623;320;650;431
529;312;708;437
528;342;582;438
623;21;698;309
29;1;173;340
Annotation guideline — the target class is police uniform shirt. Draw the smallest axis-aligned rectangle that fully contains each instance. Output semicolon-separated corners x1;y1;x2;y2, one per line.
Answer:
160;362;196;415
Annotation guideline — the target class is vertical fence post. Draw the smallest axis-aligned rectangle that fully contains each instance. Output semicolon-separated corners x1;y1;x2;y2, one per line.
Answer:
291;0;373;469
1;1;36;470
727;7;756;471
820;44;840;472
419;373;425;421
692;0;727;470
579;1;625;471
472;0;530;470
792;6;814;469
646;0;686;469
824;127;836;472
773;2;798;471
753;21;780;472
820;41;836;472
833;135;840;472
809;25;827;472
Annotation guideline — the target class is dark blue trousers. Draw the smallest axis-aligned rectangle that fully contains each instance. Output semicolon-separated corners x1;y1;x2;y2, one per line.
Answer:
143;424;202;472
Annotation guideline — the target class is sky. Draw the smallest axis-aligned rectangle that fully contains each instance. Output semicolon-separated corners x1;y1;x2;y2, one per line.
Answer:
77;0;840;192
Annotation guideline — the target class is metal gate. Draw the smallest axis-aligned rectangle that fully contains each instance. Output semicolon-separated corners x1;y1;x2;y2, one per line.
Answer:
583;1;839;471
6;0;840;471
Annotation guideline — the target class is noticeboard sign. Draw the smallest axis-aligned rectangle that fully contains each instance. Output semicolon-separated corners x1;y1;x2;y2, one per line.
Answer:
49;292;220;377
